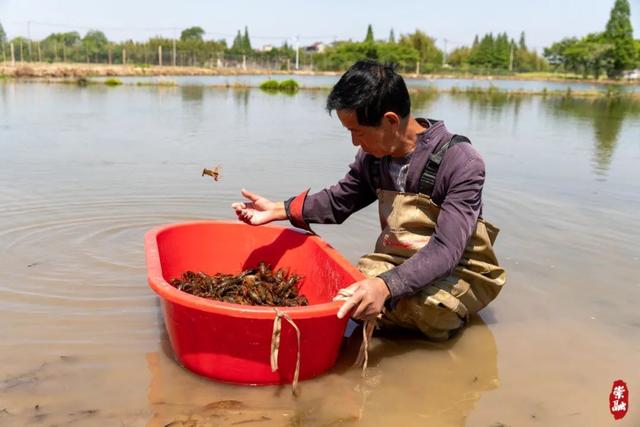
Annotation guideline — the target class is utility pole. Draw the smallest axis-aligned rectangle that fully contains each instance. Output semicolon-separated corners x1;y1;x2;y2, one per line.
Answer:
158;45;162;66
27;21;32;60
10;42;15;66
172;28;177;67
122;48;126;65
295;35;299;70
442;38;448;67
509;44;514;72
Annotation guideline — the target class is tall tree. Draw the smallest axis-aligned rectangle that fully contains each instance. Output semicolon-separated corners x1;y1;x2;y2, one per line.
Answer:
180;26;205;42
365;25;374;43
494;32;510;68
470;33;495;68
604;0;636;77
232;30;243;51
82;30;108;62
399;30;443;66
519;31;527;50
388;28;396;44
243;26;251;51
0;21;6;44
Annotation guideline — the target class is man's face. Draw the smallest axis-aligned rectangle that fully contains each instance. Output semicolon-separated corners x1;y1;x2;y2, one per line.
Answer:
337;109;398;158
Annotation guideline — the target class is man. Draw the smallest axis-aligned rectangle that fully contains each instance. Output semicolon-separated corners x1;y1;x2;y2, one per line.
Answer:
232;60;506;341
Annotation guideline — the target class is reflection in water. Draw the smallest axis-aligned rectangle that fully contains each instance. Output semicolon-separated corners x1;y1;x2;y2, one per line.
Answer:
233;88;251;112
544;97;640;175
460;92;525;118
145;317;498;426
410;90;439;115
180;85;205;103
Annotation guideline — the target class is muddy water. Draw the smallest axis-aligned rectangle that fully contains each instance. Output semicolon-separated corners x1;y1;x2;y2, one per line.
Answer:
1;82;639;427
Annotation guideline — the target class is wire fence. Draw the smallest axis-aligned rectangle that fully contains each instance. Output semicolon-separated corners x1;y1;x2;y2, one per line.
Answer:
0;41;320;71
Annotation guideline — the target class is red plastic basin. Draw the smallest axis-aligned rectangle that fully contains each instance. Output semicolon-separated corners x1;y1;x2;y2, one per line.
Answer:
144;221;364;385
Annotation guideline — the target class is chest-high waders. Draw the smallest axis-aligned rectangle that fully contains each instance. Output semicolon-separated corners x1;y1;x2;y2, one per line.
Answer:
356;135;506;341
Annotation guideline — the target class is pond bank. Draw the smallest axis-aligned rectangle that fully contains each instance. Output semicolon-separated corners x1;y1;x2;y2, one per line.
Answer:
5;75;639;100
1;62;638;86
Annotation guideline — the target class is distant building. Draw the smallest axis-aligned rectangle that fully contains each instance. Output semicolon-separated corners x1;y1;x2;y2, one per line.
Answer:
258;44;274;53
622;69;640;79
305;42;326;53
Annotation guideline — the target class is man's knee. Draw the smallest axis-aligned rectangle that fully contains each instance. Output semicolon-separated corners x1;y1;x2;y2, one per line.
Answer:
379;292;466;341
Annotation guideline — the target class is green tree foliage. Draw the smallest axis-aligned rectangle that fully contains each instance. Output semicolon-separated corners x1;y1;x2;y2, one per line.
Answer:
9;37;32;61
231;30;243;51
469;33;513;68
446;46;470;67
449;31;545;72
40;32;81;61
604;0;636;77
0;21;6;44
365;25;374;43
38;30;225;65
544;38;578;69
44;31;81;47
7;22;561;74
399;30;443;67
570;33;613;79
230;27;251;54
545;0;636;79
82;30;108;62
180;26;205;42
313;41;418;72
243;26;251;51
545;35;614;78
519;31;527;50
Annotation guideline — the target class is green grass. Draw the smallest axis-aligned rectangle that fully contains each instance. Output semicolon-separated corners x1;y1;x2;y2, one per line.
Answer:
104;78;123;86
135;79;177;87
259;79;280;91
259;79;300;93
278;79;299;92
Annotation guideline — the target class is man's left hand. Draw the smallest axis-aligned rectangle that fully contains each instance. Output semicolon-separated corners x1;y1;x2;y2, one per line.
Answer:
333;277;390;321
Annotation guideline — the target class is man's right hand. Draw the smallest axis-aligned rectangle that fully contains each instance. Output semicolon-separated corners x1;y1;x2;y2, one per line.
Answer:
231;189;287;226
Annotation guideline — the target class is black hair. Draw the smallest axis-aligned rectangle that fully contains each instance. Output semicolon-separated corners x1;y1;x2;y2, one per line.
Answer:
326;60;411;126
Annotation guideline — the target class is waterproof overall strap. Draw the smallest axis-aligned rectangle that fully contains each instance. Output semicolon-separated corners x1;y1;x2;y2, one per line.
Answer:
419;134;471;196
369;157;382;190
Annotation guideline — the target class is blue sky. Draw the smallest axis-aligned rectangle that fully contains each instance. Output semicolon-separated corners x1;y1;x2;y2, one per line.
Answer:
1;0;638;52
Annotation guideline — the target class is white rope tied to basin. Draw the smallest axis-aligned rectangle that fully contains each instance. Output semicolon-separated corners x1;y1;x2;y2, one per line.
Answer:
270;307;301;396
354;320;375;377
335;287;377;378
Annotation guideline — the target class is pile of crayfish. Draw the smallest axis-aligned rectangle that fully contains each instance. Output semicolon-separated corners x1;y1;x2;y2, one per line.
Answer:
170;262;308;307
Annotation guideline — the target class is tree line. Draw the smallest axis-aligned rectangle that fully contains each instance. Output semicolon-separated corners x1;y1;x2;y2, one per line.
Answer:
0;0;637;78
543;0;637;78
